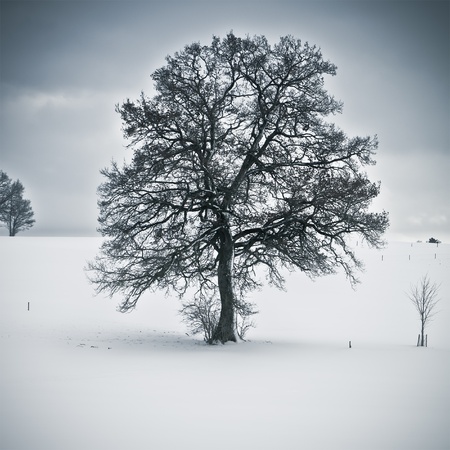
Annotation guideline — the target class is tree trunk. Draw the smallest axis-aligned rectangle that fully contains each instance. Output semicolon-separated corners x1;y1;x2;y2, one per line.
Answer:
212;225;237;344
421;320;425;347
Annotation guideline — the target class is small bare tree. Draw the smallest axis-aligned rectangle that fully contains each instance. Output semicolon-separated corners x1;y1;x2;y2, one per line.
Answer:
180;294;257;343
180;296;220;344
407;275;440;347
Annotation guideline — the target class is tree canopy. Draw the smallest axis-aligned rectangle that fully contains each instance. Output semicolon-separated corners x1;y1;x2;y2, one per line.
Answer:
0;171;35;236
89;33;389;343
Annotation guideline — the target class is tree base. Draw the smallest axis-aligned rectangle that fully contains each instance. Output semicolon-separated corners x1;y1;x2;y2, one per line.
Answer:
210;325;237;344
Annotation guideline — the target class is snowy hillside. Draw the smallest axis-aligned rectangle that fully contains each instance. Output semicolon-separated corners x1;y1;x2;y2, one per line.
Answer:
1;237;449;450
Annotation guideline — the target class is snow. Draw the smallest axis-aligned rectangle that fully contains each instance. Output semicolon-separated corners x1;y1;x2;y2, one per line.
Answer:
1;237;449;450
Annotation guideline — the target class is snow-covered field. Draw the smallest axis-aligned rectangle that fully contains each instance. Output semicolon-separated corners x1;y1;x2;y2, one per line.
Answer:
0;237;449;450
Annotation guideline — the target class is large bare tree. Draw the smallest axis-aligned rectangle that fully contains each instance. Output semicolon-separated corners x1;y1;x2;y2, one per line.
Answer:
88;33;389;343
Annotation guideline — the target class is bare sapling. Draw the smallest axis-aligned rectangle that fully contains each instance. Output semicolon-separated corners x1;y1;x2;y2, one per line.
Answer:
407;275;440;347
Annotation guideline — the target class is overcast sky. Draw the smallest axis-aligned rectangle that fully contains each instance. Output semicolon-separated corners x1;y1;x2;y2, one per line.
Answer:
1;0;449;242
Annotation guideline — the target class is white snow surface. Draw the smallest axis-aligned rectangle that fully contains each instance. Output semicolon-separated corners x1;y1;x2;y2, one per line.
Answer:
0;237;449;450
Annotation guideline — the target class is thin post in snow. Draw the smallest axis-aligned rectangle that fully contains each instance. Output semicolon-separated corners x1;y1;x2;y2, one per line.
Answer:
349;340;352;349
27;302;30;311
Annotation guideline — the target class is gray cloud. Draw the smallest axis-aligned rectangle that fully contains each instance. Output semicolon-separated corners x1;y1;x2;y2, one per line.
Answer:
1;0;449;241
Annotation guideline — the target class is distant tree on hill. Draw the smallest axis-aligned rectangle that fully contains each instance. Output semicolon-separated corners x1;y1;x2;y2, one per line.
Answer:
0;170;12;208
427;237;441;244
88;33;389;344
407;275;440;347
0;173;35;236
